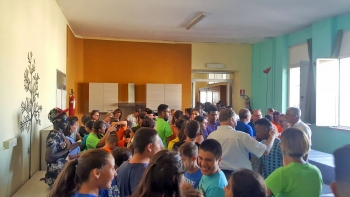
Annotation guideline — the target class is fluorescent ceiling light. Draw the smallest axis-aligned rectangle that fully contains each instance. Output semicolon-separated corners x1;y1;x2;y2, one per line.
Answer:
186;12;206;30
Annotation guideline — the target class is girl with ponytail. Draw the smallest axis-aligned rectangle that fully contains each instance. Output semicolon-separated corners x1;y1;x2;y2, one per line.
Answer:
49;149;116;197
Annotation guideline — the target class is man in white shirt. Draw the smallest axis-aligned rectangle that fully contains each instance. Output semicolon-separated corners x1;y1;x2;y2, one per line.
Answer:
208;109;277;180
126;108;141;127
285;107;312;144
285;107;312;160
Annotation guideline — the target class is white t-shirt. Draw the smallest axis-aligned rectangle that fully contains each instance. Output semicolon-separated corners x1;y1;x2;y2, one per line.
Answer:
208;126;266;171
126;114;137;127
292;120;312;145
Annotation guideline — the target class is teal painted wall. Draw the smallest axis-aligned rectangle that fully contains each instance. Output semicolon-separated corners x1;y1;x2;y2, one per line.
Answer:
251;12;350;154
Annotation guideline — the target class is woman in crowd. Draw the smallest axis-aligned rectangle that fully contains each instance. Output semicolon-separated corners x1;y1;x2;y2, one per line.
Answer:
194;115;207;141
86;120;116;149
265;128;323;197
45;108;81;188
130;150;184;197
224;169;266;197
168;119;187;150
170;110;184;142
191;109;200;120
48;149;116;197
90;110;100;121
113;108;123;121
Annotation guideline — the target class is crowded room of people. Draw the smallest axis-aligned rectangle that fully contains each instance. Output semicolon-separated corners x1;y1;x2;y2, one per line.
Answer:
2;1;350;197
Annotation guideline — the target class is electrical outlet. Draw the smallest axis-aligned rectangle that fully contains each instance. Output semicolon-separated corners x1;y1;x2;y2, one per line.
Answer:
3;138;17;149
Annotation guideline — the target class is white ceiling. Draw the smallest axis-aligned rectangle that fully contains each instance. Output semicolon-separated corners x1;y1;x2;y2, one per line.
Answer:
56;0;350;44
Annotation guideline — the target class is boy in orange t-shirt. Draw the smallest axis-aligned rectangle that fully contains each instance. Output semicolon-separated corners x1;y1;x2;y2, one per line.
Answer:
100;134;118;153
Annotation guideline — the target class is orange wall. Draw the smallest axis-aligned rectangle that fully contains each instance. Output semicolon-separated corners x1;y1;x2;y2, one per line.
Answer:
66;27;85;120
67;33;192;116
82;39;191;111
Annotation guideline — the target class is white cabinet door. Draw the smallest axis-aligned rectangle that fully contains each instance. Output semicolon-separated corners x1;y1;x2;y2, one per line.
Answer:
89;83;104;112
146;84;165;111
104;83;118;112
165;84;182;111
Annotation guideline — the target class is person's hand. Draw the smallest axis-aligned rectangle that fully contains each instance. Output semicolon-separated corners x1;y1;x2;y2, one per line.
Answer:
69;142;81;150
76;132;82;141
65;137;71;150
181;183;203;197
269;128;277;138
107;126;117;133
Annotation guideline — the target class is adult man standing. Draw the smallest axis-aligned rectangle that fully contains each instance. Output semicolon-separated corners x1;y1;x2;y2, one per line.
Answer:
126;108;140;127
156;104;173;148
235;108;253;137
208;109;277;180
285;107;311;144
248;109;262;137
205;105;220;135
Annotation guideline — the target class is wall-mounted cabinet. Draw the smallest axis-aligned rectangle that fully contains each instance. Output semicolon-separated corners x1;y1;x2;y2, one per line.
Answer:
146;83;182;111
89;83;118;112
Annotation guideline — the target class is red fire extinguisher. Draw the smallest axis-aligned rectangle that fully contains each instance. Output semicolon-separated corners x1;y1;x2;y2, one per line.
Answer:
69;89;76;116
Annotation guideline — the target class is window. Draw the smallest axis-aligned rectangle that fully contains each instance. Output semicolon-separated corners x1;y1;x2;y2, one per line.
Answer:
208;74;230;84
316;57;350;127
288;43;309;110
289;67;300;108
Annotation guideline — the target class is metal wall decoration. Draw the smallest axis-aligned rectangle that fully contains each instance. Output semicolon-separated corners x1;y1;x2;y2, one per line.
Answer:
20;52;42;133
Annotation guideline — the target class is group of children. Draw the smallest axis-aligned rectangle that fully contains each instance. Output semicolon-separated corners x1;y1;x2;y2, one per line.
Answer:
46;106;348;197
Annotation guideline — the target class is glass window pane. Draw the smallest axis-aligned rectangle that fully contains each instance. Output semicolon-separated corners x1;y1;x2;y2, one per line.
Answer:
316;59;339;126
215;74;223;79
339;57;350;126
207;91;212;103
289;67;300;108
208;74;214;79
200;91;207;103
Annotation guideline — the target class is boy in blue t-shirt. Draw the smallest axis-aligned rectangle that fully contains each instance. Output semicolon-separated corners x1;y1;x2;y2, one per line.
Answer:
178;142;203;189
99;147;132;197
197;139;228;197
66;136;81;160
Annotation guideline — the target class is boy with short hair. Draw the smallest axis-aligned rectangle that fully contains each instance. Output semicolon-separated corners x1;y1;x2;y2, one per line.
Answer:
100;134;118;153
178;142;203;189
117;127;162;197
197;139;227;197
254;118;283;178
99;147;132;197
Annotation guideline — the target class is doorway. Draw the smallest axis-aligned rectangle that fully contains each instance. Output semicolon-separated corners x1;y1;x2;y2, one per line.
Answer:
191;71;234;107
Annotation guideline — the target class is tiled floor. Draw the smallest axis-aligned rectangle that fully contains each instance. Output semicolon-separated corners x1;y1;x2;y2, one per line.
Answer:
321;184;334;197
309;149;334;167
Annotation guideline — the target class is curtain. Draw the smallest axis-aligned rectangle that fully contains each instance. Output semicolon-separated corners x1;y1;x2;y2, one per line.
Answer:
331;30;343;58
304;39;316;123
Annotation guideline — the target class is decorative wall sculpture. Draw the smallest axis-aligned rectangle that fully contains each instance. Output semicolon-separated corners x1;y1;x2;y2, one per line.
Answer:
20;52;42;133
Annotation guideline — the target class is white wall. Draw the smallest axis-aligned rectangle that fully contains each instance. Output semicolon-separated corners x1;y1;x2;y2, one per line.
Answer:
0;0;68;196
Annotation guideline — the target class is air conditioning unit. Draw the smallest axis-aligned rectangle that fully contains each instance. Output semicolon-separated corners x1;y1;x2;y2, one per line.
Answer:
206;63;225;69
